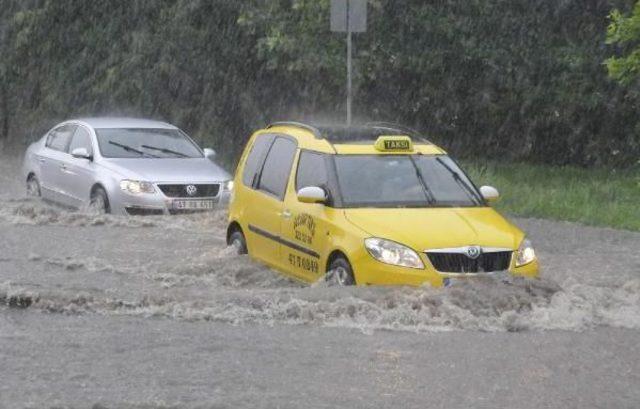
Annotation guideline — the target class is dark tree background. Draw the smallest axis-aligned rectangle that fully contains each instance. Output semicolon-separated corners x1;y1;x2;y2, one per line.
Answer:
0;0;638;168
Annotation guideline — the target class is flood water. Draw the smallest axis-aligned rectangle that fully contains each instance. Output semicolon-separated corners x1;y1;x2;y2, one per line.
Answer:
1;154;639;408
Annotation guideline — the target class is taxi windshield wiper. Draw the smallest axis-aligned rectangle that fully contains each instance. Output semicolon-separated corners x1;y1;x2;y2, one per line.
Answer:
108;141;158;158
409;157;435;205
141;145;189;158
435;157;483;205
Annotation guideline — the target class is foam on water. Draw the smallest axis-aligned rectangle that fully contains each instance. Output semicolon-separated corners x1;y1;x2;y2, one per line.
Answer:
2;267;639;333
1;153;639;333
0;197;229;232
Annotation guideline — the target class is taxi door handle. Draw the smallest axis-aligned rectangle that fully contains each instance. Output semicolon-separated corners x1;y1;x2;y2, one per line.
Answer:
279;210;292;219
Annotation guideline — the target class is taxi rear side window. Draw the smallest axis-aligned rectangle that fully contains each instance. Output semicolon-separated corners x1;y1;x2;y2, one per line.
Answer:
242;134;274;188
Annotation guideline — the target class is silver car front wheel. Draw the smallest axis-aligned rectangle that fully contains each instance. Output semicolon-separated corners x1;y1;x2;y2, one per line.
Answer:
89;187;110;214
26;176;41;197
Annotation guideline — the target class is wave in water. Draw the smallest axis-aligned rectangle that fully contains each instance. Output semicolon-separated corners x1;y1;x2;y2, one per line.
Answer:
2;276;638;333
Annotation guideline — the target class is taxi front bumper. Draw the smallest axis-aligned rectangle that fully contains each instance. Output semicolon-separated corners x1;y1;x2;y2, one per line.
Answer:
351;251;539;288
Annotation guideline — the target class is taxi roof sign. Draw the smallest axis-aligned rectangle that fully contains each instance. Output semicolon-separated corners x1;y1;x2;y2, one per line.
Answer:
374;135;413;152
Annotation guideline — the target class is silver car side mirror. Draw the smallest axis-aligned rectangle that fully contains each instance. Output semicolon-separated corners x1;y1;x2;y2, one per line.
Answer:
297;186;326;204
480;185;500;203
71;147;92;160
203;148;216;159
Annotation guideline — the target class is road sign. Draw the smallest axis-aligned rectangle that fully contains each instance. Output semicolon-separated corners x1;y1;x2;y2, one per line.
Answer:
330;0;368;126
331;0;367;33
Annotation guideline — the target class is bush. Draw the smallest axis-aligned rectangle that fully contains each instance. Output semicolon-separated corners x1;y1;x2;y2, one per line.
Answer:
1;0;639;168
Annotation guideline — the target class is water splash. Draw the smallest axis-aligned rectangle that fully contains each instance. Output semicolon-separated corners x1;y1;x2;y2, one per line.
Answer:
2;272;638;333
0;197;228;232
2;154;639;333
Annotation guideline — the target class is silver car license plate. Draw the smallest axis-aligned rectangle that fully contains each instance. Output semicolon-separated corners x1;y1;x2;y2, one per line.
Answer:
172;200;215;210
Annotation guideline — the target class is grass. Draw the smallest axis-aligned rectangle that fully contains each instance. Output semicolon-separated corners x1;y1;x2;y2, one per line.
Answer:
462;161;640;231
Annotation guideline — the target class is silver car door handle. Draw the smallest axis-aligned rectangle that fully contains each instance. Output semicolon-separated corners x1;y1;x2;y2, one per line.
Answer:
280;210;292;219
38;157;45;163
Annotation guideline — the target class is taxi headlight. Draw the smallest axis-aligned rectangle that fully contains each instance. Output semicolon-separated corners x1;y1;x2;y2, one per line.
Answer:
120;179;155;194
364;238;424;269
515;238;536;267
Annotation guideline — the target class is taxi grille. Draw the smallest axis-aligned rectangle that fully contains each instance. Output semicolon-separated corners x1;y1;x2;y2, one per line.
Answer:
158;184;220;198
426;251;512;273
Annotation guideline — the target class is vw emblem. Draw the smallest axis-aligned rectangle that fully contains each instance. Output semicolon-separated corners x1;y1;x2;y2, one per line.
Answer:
466;246;482;259
185;185;198;197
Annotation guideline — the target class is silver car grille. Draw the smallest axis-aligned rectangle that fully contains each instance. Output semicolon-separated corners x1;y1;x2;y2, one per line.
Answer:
158;184;220;198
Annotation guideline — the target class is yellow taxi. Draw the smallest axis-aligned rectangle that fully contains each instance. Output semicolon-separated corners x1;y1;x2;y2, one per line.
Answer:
227;122;539;287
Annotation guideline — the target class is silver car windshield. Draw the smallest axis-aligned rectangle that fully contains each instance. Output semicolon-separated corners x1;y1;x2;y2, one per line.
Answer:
334;155;484;208
95;128;203;159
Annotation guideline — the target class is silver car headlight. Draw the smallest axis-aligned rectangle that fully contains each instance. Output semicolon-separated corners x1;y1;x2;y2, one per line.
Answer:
364;238;424;269
515;238;536;267
223;180;234;191
120;179;155;194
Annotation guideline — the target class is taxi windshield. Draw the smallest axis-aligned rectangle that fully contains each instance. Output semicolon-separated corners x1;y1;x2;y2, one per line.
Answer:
334;155;484;208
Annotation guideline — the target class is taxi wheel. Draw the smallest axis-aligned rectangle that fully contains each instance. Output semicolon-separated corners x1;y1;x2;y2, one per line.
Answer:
326;256;355;286
229;230;248;255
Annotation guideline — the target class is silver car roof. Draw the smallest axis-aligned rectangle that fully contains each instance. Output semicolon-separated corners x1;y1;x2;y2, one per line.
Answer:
72;117;177;129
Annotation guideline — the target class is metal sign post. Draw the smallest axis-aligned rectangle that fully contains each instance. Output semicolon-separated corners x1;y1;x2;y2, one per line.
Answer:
331;0;367;127
347;21;352;127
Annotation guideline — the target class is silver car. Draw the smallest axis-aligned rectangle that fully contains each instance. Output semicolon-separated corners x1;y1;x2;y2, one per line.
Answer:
22;117;233;215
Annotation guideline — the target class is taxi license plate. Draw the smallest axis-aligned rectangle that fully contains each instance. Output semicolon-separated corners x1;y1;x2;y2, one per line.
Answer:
172;200;216;210
443;271;511;287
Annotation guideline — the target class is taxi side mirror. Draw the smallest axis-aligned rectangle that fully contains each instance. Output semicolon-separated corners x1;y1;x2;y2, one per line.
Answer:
480;185;500;203
297;186;326;204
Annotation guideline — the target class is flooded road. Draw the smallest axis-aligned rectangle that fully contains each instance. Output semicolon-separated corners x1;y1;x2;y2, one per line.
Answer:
1;154;639;408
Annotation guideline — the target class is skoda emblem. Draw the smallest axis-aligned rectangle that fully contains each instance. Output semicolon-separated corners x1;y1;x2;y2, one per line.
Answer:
466;246;482;259
185;185;198;197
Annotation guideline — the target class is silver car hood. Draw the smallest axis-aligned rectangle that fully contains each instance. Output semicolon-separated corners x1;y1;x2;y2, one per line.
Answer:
99;158;231;183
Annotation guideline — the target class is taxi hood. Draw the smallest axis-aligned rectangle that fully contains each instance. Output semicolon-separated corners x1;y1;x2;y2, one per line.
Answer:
343;207;524;251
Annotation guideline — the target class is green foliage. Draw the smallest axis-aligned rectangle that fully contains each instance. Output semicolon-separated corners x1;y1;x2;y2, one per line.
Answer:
0;0;639;169
606;2;640;85
465;160;640;231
